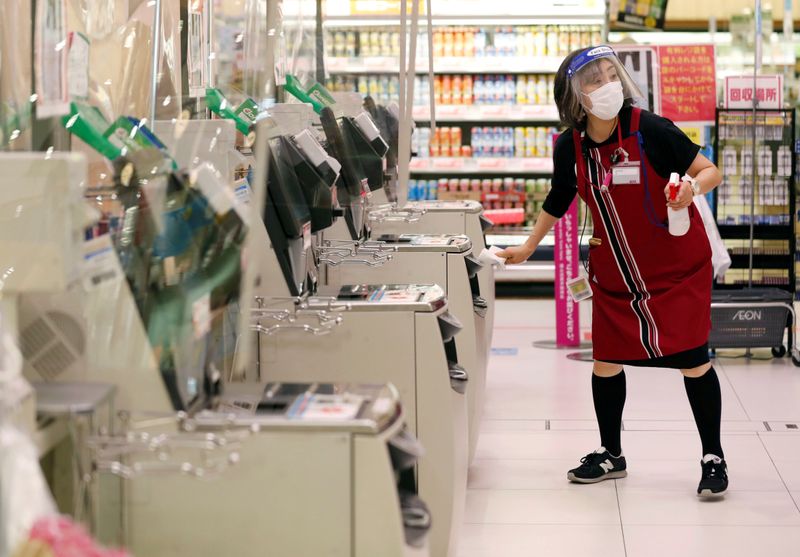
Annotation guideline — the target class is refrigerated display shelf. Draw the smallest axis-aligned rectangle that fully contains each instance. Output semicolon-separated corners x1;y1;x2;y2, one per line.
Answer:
410;156;553;174
322;15;606;26
413;104;560;122
326;56;563;75
729;254;795;270
716;224;794;240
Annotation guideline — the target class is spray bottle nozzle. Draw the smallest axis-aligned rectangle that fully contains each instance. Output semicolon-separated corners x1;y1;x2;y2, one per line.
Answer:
668;172;681;201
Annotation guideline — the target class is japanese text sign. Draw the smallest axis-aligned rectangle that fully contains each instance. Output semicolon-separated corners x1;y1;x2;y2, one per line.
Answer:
657;45;717;123
725;75;783;110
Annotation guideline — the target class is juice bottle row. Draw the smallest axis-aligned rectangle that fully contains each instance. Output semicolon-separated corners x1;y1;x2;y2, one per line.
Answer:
326;74;556;108
326;25;602;59
412;126;558;159
432;74;555;106
432;25;603;58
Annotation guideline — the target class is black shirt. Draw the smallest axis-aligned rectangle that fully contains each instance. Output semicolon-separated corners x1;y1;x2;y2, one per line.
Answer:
542;106;702;218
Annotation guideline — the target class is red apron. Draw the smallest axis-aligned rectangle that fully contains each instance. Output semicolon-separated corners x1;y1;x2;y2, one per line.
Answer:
572;108;712;362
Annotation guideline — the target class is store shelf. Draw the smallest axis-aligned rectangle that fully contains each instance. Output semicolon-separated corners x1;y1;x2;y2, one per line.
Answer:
326;56;563;75
495;262;555;283
716;224;794;240
729;254;794;269
413;104;560;122
410;157;553;174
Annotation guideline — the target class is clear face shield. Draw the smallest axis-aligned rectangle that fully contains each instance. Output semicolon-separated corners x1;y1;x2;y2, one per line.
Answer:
568;46;644;121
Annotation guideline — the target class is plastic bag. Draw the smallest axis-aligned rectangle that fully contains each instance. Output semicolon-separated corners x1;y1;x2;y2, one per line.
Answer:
0;316;56;557
693;194;732;279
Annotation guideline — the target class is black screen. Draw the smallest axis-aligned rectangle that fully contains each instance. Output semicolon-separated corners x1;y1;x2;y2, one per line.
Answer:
266;137;312;239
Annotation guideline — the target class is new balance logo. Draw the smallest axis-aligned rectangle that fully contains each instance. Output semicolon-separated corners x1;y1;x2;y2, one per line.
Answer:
599;459;615;473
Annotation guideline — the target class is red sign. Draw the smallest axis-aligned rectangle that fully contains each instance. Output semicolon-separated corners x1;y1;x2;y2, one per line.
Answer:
657;45;717;122
724;75;783;109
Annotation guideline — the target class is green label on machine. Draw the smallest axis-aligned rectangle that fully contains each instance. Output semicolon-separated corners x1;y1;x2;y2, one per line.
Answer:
236;99;259;125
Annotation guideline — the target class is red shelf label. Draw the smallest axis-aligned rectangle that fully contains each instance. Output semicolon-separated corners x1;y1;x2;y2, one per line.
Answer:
477;158;505;170
521;159;551;172
479;106;508;117
433;158;465;170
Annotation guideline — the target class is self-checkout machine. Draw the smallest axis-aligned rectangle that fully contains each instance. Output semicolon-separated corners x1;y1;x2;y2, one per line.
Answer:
11;104;428;557
0;151;94;441
299;91;485;465
248;111;467;557
153;88;259;202
360;96;496;373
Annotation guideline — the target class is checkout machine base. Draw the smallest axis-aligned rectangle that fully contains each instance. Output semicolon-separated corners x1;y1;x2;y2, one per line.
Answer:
92;383;430;557
370;199;495;378
325;235;486;466
257;285;467;557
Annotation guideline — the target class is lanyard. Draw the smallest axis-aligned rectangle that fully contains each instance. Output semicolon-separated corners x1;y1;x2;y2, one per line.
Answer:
577;118;627;193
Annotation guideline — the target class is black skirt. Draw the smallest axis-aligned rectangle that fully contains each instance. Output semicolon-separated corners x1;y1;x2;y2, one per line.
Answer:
598;343;710;369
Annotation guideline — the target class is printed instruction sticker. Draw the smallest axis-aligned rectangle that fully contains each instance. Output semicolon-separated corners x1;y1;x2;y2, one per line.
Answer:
67;32;90;100
82;235;122;290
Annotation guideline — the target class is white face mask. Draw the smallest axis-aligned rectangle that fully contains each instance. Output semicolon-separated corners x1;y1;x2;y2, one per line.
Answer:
583;81;624;121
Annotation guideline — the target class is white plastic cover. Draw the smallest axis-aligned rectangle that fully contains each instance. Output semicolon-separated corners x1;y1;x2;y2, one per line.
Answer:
0;315;57;557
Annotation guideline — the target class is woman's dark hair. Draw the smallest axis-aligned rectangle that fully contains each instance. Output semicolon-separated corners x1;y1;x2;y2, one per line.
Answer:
554;47;635;131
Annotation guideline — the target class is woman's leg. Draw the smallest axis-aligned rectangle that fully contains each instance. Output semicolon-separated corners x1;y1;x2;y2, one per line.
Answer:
592;362;626;456
681;363;724;458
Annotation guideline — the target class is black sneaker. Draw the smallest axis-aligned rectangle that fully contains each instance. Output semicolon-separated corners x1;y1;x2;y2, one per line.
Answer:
698;455;728;498
567;448;627;484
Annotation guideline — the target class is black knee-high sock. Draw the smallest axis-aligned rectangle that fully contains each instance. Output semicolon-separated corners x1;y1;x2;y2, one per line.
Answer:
592;371;626;456
684;367;724;458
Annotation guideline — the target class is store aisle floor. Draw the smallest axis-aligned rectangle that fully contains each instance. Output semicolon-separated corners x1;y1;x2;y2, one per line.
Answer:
460;298;800;557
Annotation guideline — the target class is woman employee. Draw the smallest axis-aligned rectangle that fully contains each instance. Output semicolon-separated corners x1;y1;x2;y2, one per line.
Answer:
499;46;727;497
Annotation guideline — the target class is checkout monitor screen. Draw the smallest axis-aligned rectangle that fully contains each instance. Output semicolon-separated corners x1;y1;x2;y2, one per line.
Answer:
266;136;312;239
113;162;248;412
341;117;385;192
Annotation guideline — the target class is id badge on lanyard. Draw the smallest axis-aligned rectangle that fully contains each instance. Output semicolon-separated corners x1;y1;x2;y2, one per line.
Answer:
567;275;593;302
609;127;640;186
612;160;640;185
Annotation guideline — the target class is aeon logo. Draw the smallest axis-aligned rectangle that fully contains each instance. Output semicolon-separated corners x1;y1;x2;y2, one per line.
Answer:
732;310;762;321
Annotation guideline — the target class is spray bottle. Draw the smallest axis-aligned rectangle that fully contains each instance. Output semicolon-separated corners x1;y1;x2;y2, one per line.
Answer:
667;172;690;236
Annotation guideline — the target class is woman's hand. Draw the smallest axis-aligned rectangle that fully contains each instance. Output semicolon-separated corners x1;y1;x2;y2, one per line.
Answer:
496;242;536;265
664;181;694;210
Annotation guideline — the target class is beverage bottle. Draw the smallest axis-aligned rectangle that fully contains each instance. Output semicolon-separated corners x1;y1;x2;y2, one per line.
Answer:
454;29;465;57
537;76;548;107
474;76;484;104
464;27;475;57
516;28;526;57
493;76;504;104
527;75;538;104
546;26;559;56
517;75;528;105
463;75;473;105
471;127;482;156
451;127;462;152
433;30;444;57
667;172;690;236
434;75;442;104
515;127;526;157
428;179;438;200
504;127;515;157
442;75;452;104
475;28;486;57
452;75;463;105
505;76;516;104
443;29;454;57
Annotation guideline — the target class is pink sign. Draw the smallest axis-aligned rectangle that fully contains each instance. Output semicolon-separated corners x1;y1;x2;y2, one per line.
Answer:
555;198;580;346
